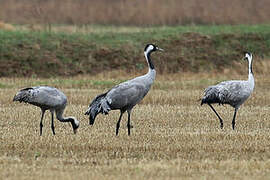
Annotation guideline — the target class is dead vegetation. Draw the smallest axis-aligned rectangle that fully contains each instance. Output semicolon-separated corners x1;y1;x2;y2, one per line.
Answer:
0;73;270;179
1;0;270;25
0;21;15;31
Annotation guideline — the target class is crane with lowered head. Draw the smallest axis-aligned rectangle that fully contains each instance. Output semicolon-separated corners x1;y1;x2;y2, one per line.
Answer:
13;86;79;135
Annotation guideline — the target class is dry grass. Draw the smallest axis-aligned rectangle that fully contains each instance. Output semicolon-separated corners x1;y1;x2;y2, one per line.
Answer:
1;72;270;179
0;21;15;31
1;0;270;25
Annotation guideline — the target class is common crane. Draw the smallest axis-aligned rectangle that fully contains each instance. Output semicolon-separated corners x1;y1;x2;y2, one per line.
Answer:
85;44;163;136
13;86;79;135
201;52;254;130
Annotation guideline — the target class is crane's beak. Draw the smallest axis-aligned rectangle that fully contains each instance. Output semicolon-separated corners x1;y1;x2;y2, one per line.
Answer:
157;47;164;52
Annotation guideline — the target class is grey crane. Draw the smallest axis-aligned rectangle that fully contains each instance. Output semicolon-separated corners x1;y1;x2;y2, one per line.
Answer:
85;44;163;136
13;86;79;135
201;52;255;130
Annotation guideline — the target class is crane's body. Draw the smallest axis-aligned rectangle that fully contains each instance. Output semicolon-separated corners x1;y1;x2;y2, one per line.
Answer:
85;44;163;136
201;52;254;129
202;78;254;108
13;86;79;135
102;69;155;111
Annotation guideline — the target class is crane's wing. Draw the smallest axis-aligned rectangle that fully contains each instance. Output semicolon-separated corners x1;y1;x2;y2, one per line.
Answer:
216;80;250;105
13;86;67;108
106;81;149;109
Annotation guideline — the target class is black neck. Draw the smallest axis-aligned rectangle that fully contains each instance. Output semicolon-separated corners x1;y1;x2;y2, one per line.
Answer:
146;52;155;69
250;60;253;74
248;58;253;75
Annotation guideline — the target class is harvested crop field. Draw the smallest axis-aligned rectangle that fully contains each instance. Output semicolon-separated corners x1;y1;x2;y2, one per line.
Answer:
1;72;270;179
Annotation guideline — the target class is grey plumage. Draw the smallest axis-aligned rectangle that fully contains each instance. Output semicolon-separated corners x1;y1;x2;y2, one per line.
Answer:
85;44;163;136
201;52;255;129
13;86;79;135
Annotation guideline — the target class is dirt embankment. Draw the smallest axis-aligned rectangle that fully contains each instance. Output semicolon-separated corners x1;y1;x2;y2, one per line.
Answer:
0;32;269;77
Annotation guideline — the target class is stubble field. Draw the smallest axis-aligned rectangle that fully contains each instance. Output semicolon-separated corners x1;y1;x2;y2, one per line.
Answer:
1;71;270;180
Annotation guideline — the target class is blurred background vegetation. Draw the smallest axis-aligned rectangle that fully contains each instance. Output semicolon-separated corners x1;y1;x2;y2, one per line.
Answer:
1;0;270;25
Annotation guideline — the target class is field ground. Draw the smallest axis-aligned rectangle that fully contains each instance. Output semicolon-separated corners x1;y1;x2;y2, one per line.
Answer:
1;73;270;179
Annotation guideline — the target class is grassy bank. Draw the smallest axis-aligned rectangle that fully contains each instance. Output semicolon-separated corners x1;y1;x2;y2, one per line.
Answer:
1;24;270;77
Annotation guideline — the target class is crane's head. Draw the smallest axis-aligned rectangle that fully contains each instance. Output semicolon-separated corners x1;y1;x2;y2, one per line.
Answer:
144;44;164;54
243;52;252;61
69;117;79;134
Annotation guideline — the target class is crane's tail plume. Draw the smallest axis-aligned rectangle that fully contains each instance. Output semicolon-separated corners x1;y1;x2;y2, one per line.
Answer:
85;92;111;125
201;86;222;105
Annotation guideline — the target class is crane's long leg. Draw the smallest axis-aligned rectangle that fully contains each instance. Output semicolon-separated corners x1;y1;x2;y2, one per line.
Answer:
50;110;55;135
40;109;45;136
207;103;224;129
232;108;238;130
127;110;132;136
116;111;124;136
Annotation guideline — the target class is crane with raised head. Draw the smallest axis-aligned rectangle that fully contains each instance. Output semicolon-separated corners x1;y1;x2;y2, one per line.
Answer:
201;52;255;130
85;44;163;136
